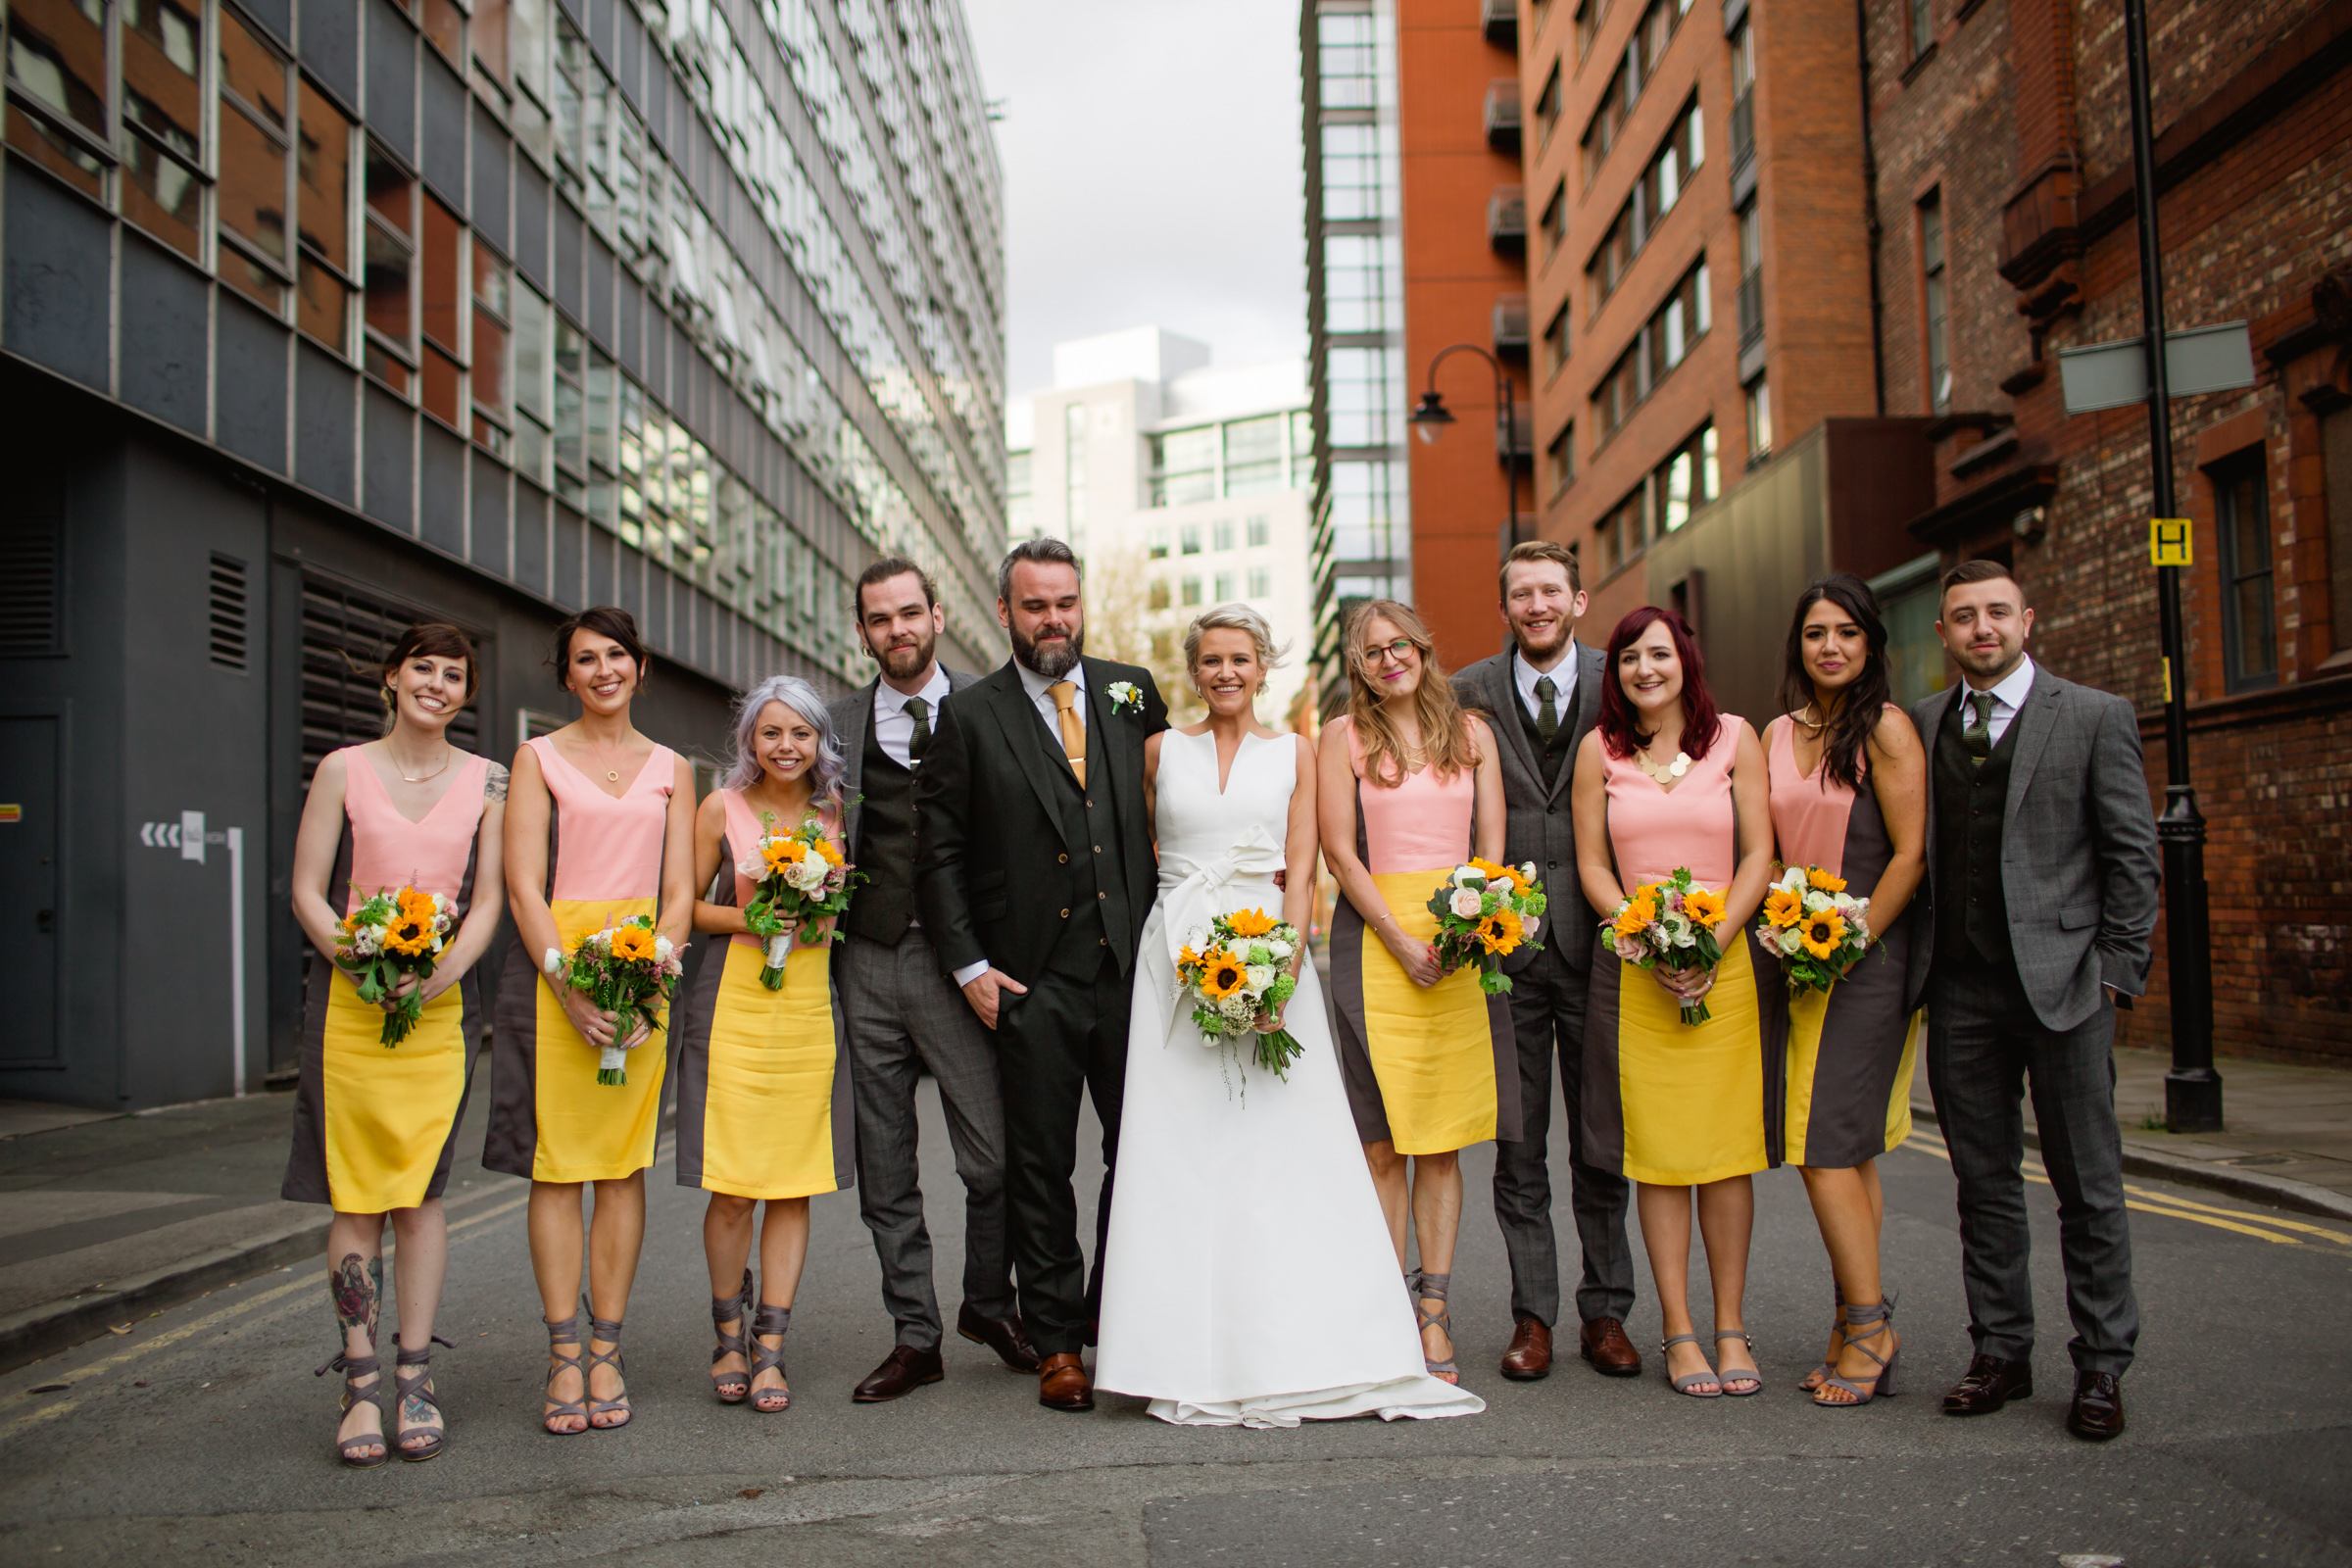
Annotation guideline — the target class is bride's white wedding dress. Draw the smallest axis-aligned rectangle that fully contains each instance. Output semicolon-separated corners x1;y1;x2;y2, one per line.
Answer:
1094;728;1485;1428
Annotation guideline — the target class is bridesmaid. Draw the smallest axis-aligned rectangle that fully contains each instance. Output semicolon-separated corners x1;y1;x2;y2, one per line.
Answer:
285;622;507;1465
1319;599;1518;1385
1571;607;1776;1398
677;675;855;1415
487;606;696;1435
1765;576;1926;1407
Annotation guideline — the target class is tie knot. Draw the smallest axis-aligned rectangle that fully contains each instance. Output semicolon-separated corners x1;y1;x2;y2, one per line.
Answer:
1970;692;1993;721
1535;676;1556;700
1049;680;1078;712
904;696;928;720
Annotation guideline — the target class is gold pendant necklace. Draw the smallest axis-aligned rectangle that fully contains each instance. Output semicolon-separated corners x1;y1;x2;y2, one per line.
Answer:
396;745;453;783
587;734;628;784
1635;743;1690;783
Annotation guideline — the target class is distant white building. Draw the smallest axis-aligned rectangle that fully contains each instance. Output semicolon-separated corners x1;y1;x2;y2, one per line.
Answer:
1007;328;1316;721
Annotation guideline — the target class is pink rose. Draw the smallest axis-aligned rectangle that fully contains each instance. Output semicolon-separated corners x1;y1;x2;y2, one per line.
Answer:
1612;934;1646;963
1449;889;1485;919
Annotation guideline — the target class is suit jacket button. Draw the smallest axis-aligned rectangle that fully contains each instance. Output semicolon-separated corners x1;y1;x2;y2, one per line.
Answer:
1058;853;1069;863
1060;908;1070;918
1095;845;1102;853
1099;891;1106;900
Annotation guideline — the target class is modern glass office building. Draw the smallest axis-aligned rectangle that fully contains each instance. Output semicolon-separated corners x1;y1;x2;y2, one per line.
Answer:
0;0;1004;1106
1299;0;1408;698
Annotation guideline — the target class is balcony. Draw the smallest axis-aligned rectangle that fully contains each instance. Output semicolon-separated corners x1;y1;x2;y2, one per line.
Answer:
1484;77;1521;152
1730;89;1757;207
1737;267;1766;381
1481;0;1516;48
1488;185;1526;255
1493;292;1530;359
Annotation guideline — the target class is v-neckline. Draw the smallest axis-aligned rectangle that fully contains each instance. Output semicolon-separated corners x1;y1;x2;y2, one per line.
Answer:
356;746;471;826
1191;727;1262;797
1784;714;1826;785
545;734;661;801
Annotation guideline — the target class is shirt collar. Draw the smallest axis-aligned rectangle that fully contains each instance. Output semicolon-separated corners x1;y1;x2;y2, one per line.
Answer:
1514;643;1577;706
1978;653;2036;713
1015;658;1084;704
876;664;950;715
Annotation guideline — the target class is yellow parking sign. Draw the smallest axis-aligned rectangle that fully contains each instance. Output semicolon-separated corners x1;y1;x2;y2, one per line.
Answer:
2151;517;2193;566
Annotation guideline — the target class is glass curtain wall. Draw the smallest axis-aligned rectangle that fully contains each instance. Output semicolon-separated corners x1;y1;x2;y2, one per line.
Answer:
1303;0;1408;695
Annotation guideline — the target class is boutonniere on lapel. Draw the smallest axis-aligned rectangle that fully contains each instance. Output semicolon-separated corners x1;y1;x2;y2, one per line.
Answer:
1106;681;1145;716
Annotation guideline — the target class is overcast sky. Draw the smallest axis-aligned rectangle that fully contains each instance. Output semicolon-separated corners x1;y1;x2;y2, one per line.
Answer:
959;0;1309;398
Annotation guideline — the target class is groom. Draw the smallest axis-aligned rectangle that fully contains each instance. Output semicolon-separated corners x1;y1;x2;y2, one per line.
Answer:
915;537;1169;1412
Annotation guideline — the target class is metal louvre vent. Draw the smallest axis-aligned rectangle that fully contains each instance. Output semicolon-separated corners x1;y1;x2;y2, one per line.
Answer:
300;574;482;782
208;554;250;672
0;514;63;656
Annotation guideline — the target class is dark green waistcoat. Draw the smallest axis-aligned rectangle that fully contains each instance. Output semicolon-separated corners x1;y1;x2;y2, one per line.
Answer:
1933;696;2022;971
845;716;918;947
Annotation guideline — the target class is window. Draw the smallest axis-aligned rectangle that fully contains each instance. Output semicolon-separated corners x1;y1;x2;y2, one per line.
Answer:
219;7;292;311
1248;514;1270;548
1150;526;1170;561
1910;0;1933;58
1320;122;1393;222
1546;420;1576;497
119;0;206;258
553;314;585;495
363;143;416;392
1063;403;1088;532
1574;0;1601;63
1541;181;1567;260
1290;411;1314;486
1737;202;1765;349
1593;346;1641;447
1644;260;1710;384
1651;423;1718;533
1152;426;1218;507
1329;346;1404;448
1535;63;1561;146
1921;192;1950;412
1224;415;1286;496
1596;485;1645;575
1213;518;1236;552
1248;566;1271;598
1213;571;1236;602
1543;302;1571;376
1181;522;1202;556
1730;21;1755;171
1745;375;1772;461
1148;578;1171;611
472;245;514;449
1578;0;1688;183
1317;10;1381;110
419;196;464;427
513;286;553;488
1007;451;1034;537
295;82;354;351
1323;232;1400;334
2215;456;2277;690
1180;576;1202;608
1588;97;1703;310
2326;405;2352;652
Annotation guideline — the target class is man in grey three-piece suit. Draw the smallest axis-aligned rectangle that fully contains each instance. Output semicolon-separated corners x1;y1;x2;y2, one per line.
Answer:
1451;540;1641;1383
1909;559;2160;1442
830;558;1038;1403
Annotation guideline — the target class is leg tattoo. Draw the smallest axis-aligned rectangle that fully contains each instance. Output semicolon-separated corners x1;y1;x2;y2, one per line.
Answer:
332;1252;382;1345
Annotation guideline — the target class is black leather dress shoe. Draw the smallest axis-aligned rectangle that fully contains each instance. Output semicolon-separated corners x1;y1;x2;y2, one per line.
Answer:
956;1303;1042;1373
2067;1370;2126;1441
853;1344;944;1403
1941;1353;2034;1415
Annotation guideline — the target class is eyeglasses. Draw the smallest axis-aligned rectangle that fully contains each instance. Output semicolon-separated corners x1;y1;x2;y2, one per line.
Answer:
1362;638;1417;665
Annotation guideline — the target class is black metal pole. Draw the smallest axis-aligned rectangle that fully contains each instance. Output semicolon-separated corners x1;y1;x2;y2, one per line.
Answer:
2124;0;2221;1131
1496;358;1521;553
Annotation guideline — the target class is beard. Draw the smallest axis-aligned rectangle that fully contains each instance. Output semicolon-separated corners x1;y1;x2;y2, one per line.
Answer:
1011;617;1084;679
868;625;937;682
1513;612;1572;662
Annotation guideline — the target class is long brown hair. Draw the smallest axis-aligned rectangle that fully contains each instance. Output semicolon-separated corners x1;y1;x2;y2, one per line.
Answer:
1343;600;1479;786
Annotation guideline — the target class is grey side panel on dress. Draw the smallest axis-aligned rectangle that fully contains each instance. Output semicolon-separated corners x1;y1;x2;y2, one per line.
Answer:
670;832;732;1189
483;800;557;1179
1794;776;1914;1169
1326;891;1392;1145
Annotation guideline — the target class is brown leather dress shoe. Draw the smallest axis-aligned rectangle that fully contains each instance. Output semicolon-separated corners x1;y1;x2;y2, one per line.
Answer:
2066;1370;2125;1441
956;1303;1042;1373
1499;1317;1552;1381
1941;1353;2033;1415
1579;1317;1642;1377
1038;1351;1093;1412
852;1344;944;1403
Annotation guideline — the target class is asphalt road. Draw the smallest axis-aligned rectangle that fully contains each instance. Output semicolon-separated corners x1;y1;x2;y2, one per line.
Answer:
3;1082;2348;1568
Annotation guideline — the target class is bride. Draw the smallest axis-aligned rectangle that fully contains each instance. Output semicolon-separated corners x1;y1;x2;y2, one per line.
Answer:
1094;606;1484;1427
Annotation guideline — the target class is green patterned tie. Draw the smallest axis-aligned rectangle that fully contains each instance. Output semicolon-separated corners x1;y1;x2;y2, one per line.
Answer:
1963;691;1994;766
905;696;931;762
1535;676;1559;746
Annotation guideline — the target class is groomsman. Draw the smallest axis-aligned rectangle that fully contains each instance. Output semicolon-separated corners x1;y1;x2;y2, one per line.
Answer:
831;558;1038;1402
1909;560;2159;1441
1451;541;1641;1382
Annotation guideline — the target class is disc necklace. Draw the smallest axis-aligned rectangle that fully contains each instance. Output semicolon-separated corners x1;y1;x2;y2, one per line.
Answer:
586;732;630;784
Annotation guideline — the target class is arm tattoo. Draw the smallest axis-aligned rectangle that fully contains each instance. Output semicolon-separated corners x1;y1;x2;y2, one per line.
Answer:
332;1251;381;1342
485;762;511;803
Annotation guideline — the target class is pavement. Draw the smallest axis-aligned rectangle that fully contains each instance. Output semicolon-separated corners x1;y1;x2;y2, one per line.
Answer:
0;1050;2347;1564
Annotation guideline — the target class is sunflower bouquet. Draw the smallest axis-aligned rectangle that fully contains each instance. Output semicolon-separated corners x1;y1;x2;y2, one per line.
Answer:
335;886;455;1046
1174;907;1305;1079
1426;858;1548;995
735;811;860;989
561;915;684;1084
1756;864;1872;996
1598;866;1728;1025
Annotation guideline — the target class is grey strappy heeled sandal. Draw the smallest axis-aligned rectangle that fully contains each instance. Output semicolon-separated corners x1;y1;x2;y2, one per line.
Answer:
749;1301;793;1413
1813;1297;1899;1407
711;1268;753;1404
1660;1333;1722;1397
585;1307;632;1430
392;1334;456;1461
318;1349;390;1466
1409;1270;1461;1385
1714;1330;1762;1396
1801;1281;1844;1394
543;1313;589;1436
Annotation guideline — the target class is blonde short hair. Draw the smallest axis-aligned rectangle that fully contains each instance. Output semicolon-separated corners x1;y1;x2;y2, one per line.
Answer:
1183;604;1289;675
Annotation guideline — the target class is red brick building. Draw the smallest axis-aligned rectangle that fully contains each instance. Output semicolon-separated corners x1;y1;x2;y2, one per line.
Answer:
1868;0;2352;1060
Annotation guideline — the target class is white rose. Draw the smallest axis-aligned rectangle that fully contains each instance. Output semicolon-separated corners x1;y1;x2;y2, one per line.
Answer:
1803;890;1832;913
1779;865;1808;893
654;936;674;960
1449;888;1484;919
786;858;829;893
1453;864;1483;886
1246;964;1275;994
1264;938;1293;961
1522;915;1541;942
1779;925;1806;956
1521;862;1538;882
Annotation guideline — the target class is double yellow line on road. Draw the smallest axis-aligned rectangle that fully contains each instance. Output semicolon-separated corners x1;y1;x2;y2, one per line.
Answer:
1899;1130;2352;1250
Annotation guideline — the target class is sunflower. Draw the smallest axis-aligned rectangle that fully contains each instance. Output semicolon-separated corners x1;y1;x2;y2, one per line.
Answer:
1763;887;1805;929
1177;944;1200;971
1612;896;1658;941
1198;947;1248;1000
382;915;436;956
1223;907;1278;939
812;835;844;866
610;924;660;963
1682;887;1728;929
1475;906;1524;955
1800;908;1847;959
761;838;803;871
1807;867;1848;894
1468;858;1515;887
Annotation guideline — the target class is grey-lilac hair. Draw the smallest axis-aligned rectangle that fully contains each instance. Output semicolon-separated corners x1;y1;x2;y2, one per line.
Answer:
724;674;846;811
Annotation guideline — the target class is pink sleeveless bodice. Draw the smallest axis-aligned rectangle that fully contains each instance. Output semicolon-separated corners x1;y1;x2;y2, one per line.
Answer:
1765;709;1899;878
528;734;675;903
1602;719;1740;889
1348;717;1478;872
717;787;842;950
339;747;490;910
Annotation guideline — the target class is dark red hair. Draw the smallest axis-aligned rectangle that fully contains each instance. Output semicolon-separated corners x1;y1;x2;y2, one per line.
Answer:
1597;606;1722;760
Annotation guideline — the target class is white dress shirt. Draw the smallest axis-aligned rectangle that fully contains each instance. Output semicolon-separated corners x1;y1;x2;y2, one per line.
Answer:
1513;643;1579;726
953;660;1089;990
1960;654;2036;747
871;663;952;769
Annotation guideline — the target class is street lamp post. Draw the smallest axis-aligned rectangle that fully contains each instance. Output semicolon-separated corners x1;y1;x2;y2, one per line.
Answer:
1407;342;1523;560
2124;0;2222;1132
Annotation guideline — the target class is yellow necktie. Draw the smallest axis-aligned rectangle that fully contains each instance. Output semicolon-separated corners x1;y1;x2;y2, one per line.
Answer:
1049;680;1087;788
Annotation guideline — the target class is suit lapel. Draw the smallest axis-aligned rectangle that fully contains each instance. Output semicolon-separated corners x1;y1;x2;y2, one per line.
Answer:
2002;670;2064;827
838;678;876;847
1548;642;1602;803
1081;659;1135;823
985;663;1074;847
